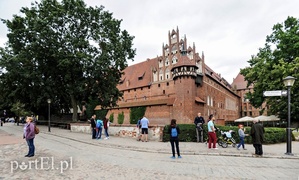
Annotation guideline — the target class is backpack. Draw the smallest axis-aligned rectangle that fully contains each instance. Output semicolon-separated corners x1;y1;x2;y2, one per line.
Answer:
34;125;40;134
96;120;102;128
171;127;178;137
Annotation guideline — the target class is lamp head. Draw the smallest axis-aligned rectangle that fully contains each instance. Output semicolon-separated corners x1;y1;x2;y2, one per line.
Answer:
283;76;296;87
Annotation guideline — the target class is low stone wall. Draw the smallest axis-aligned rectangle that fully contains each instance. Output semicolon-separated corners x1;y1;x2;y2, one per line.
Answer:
70;123;165;141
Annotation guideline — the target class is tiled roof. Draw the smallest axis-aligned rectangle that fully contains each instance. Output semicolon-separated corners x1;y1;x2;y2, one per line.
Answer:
117;58;158;91
231;73;253;90
172;54;196;69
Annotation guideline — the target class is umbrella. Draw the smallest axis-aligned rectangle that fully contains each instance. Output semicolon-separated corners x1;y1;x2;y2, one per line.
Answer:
234;116;255;126
254;115;269;121
234;116;255;122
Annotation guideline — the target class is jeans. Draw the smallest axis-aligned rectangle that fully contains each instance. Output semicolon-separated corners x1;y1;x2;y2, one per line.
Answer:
96;128;102;139
237;137;245;149
170;138;180;157
104;128;109;137
26;138;35;156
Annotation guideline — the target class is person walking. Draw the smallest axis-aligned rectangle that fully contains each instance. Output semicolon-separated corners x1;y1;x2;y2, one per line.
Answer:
194;112;205;142
207;114;217;149
103;117;110;140
140;116;149;142
23;116;35;157
250;119;265;156
237;124;247;150
89;114;96;139
168;119;181;159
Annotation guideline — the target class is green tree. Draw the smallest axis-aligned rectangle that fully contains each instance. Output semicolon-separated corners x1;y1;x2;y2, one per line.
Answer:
240;16;299;122
0;0;135;121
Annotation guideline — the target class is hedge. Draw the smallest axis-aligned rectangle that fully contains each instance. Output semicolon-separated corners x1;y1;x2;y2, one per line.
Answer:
162;124;295;144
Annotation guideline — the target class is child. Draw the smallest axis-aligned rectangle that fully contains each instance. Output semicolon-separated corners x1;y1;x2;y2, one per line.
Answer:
168;119;181;159
237;124;247;150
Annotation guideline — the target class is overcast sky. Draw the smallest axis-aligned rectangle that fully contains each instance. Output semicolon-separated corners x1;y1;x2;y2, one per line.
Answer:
1;0;299;83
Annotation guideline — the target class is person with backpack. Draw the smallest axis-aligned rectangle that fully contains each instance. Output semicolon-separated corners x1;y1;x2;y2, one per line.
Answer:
96;119;103;140
168;119;181;159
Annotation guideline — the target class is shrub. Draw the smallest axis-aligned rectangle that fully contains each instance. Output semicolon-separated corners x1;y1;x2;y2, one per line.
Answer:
117;112;124;124
130;107;146;124
162;124;293;144
109;113;114;123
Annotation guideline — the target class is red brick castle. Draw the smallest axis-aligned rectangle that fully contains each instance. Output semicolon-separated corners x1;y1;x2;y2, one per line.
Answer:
97;27;240;125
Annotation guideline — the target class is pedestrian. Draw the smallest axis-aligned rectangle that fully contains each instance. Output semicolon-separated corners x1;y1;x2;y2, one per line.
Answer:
168;119;181;159
96;119;103;140
23;116;35;157
103;117;110;140
250;119;265;156
140;116;149;142
136;118;142;141
89;114;96;139
194;112;205;142
207;114;218;149
237;124;247;150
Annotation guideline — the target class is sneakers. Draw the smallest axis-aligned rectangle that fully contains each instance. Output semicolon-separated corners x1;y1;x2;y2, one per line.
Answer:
213;148;218;150
104;137;109;140
243;148;247;150
170;156;175;159
178;156;182;159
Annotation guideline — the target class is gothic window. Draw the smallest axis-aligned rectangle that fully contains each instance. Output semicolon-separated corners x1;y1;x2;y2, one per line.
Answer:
159;68;164;81
172;56;178;64
159;59;163;68
165;68;170;79
165;58;169;66
153;71;157;82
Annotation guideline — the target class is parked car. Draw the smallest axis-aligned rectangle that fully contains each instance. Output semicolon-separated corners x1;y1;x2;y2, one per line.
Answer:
6;117;15;123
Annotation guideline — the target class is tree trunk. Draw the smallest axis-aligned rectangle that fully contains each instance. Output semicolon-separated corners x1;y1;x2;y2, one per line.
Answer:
70;95;78;121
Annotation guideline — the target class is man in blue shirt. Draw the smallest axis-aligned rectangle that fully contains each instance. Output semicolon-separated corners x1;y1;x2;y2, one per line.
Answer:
140;116;149;142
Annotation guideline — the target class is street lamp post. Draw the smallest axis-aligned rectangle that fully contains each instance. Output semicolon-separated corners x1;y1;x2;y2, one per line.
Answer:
47;99;51;132
283;76;296;155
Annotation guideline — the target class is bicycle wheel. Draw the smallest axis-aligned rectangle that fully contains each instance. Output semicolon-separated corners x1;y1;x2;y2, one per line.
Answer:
221;142;228;148
217;139;223;146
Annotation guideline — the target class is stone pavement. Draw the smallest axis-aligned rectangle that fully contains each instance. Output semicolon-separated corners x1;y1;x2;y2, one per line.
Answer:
2;123;299;159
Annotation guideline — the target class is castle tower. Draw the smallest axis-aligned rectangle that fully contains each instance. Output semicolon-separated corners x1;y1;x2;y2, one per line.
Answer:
171;38;198;123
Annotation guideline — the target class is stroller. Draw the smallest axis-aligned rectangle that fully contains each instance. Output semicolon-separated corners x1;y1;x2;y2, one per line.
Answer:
218;130;237;148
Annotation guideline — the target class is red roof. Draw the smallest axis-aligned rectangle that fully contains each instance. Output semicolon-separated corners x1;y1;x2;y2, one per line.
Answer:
231;73;253;90
117;58;158;91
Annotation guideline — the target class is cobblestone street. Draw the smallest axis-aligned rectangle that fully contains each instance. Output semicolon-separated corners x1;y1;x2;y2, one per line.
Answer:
1;123;299;179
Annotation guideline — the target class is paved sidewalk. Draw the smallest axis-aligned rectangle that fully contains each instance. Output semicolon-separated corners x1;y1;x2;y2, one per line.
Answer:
1;123;299;159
